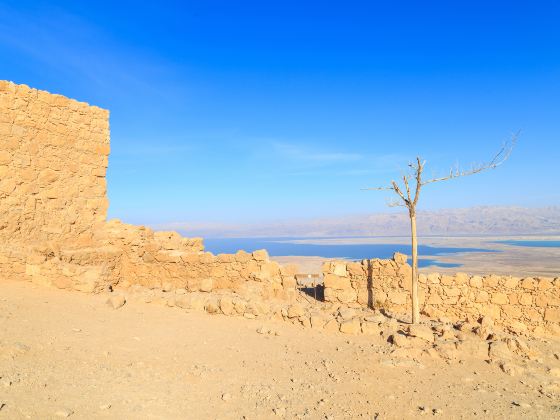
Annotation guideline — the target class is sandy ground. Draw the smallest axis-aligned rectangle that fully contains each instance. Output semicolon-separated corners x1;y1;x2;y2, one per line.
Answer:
273;235;560;277
1;279;559;419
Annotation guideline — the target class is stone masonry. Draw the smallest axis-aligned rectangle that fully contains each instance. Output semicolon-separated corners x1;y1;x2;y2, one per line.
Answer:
323;254;560;336
0;81;297;300
1;80;559;337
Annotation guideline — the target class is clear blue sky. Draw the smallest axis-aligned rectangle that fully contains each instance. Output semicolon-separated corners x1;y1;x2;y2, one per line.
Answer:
1;1;559;226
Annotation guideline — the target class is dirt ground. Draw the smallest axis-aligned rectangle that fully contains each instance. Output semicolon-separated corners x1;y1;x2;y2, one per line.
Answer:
1;279;559;419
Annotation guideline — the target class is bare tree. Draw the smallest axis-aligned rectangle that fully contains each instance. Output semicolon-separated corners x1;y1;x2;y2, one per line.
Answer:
364;134;517;324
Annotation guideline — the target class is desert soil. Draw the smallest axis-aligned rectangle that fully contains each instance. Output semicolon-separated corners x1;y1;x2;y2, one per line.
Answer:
1;279;559;419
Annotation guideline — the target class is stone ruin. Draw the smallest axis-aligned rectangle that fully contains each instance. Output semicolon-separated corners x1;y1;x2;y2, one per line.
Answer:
322;256;560;336
0;80;297;302
1;80;559;340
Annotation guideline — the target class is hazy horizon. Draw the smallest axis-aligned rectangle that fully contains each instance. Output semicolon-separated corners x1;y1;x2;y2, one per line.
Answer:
158;205;560;238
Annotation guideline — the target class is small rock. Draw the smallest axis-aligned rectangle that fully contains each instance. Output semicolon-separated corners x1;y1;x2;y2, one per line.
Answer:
287;305;305;318
257;326;270;335
390;334;411;348
338;308;357;321
488;341;512;360
199;278;213;292
106;295;126;309
219;296;234;315
364;314;386;323
547;367;560;377
340;318;361;335
99;404;111;410
222;393;232;401
500;362;524;377
205;299;219;314
55;408;74;417
273;407;286;416
432;408;443;415
407;324;435;342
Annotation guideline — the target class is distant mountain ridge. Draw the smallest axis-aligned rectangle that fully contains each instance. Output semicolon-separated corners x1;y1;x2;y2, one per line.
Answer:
166;206;560;238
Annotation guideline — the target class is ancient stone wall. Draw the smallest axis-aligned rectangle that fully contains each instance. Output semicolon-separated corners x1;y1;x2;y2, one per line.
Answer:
0;81;298;300
322;255;560;336
0;81;109;243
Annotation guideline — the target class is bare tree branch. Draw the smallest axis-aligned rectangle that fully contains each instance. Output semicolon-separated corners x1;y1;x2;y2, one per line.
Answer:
391;180;408;205
403;175;412;203
421;133;518;186
386;198;407;208
361;186;395;191
412;157;424;207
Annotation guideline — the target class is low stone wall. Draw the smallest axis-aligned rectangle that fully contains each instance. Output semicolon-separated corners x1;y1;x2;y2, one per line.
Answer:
20;220;298;300
322;254;560;336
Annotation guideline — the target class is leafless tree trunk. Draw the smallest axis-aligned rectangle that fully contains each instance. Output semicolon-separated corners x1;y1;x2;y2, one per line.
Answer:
364;134;517;324
410;210;419;323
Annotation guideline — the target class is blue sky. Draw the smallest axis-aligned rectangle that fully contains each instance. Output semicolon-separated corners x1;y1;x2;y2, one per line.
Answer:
1;1;559;226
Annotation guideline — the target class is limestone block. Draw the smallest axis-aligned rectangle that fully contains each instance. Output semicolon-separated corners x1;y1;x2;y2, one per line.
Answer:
337;288;358;304
340;318;361;334
281;276;297;289
491;293;509;305
252;249;269;261
323;318;340;332
501;305;522;319
356;288;369;306
310;313;326;329
475;290;489;303
484;275;501;288
519;293;533;306
521;278;536;289
544;308;560;323
346;261;364;277
287;304;305;318
503;277;519;288
387;290;407;305
234;250;252;263
427;273;440;284
323;274;351;290
407;324;434;342
393;252;407;265
199;278;213;292
537;278;554;290
444;287;461;297
332;262;347;277
440;275;454;286
470;276;483;288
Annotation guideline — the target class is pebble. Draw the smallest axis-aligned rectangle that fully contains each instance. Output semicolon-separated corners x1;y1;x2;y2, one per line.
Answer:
55;408;74;417
222;393;232;401
273;407;286;416
99;404;111;410
106;295;126;309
